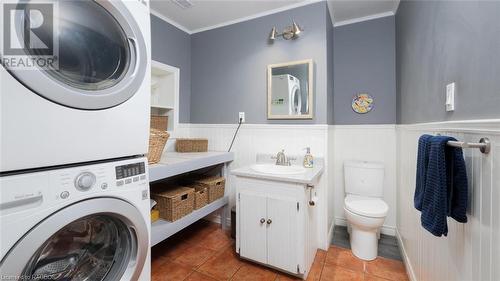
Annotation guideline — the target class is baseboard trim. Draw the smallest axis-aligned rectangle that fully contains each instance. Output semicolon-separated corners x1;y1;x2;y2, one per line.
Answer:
334;217;396;236
326;221;335;249
396;229;417;281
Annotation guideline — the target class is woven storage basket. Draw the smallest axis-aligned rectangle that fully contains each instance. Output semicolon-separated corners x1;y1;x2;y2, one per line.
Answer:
176;138;208;152
151;186;194;222
192;186;208;210
194;176;225;203
148;129;169;164
150;115;169;130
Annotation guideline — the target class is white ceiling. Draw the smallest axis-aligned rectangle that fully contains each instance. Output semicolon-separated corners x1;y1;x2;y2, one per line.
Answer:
150;0;400;34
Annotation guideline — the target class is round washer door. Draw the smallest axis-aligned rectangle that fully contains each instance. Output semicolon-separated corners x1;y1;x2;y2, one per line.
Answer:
290;86;301;114
0;198;149;280
4;0;147;110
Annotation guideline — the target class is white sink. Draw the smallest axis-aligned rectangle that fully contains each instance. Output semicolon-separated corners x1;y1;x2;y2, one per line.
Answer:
250;164;306;175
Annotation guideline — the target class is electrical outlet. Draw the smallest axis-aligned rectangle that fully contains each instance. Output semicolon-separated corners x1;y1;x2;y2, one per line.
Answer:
446;82;455;112
238;112;245;123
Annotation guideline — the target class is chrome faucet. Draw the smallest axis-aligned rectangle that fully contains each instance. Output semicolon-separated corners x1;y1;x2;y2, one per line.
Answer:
273;149;292;166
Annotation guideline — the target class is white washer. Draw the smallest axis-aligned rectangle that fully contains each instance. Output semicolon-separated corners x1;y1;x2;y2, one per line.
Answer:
0;157;151;280
271;74;302;115
0;0;151;172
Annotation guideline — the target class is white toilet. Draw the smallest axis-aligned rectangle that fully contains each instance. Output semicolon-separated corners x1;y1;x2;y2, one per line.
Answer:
343;160;389;261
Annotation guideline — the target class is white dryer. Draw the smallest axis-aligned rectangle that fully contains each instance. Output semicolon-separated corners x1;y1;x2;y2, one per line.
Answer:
271;74;302;115
0;157;151;280
0;0;151;172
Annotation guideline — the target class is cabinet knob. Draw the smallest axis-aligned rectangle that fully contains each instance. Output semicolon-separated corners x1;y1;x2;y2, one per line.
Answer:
266;219;272;224
260;218;265;224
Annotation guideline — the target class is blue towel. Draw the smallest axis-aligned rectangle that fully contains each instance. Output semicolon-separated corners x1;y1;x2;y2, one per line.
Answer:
420;136;468;237
414;134;433;211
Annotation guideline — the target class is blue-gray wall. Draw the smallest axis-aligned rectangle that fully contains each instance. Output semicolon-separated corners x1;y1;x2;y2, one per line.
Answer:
333;16;396;124
326;7;334;125
190;2;330;124
151;15;191;123
396;1;500;124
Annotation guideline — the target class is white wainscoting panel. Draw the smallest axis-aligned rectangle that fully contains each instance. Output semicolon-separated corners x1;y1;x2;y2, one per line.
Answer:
180;123;332;250
327;125;336;243
332;125;397;235
396;120;500;281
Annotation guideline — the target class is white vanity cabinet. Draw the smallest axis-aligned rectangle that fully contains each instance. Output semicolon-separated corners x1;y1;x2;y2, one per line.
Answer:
235;176;316;279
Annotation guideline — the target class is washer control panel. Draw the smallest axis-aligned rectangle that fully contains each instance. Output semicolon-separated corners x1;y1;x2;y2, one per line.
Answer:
52;158;148;201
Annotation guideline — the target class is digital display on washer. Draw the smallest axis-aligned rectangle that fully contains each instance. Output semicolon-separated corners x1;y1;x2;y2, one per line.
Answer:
115;162;145;179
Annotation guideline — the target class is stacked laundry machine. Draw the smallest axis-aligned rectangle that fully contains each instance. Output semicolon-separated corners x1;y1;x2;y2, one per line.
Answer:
0;0;152;279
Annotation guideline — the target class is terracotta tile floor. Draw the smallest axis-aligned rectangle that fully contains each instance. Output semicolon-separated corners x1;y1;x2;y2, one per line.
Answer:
151;220;409;281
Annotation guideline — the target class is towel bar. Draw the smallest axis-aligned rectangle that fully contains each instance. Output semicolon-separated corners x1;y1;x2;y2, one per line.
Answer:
447;138;490;154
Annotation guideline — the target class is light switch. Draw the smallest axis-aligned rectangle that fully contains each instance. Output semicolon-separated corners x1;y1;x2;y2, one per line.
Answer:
446;82;455;112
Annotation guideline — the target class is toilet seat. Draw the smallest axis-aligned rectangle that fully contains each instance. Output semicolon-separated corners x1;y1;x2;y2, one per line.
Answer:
344;195;388;218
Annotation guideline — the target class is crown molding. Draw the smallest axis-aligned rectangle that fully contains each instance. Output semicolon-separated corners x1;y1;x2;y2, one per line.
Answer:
392;0;401;14
333;11;394;27
150;0;323;35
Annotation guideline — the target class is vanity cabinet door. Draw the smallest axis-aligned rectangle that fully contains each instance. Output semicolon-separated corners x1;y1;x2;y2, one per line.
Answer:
239;192;268;264
266;196;300;274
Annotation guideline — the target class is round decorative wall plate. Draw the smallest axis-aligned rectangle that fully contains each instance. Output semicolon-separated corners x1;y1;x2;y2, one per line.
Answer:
352;93;374;114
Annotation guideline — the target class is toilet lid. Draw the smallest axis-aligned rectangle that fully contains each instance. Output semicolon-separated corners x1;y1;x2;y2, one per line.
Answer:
344;195;388;218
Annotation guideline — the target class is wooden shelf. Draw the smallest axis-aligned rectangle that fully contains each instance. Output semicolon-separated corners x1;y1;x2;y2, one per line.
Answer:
151;196;229;246
148;151;234;182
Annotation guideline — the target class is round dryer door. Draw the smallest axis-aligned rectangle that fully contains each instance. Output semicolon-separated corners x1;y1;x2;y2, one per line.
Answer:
2;0;147;109
0;198;149;280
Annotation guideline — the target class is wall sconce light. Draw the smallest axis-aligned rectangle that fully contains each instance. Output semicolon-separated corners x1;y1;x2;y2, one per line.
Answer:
269;21;303;41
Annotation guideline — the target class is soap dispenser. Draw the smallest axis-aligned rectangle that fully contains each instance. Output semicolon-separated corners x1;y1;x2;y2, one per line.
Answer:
303;147;314;168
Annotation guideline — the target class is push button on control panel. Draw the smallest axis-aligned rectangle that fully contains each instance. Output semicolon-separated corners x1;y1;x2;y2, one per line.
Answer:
125;178;132;184
116;180;124;186
60;191;70;199
101;183;108;190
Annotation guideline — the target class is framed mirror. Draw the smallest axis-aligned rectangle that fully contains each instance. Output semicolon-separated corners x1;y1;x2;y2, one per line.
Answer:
267;59;313;119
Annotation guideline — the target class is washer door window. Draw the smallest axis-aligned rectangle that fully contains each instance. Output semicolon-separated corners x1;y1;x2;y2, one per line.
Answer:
5;0;147;110
0;198;149;280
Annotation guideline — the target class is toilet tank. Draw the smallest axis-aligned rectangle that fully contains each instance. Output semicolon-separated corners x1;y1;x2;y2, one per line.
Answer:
344;160;385;197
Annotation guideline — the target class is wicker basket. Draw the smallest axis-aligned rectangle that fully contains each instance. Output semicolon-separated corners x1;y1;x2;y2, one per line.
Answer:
150;115;169;130
194;176;225;203
192;186;208;209
151;185;194;222
176;138;208;152
148;129;169;164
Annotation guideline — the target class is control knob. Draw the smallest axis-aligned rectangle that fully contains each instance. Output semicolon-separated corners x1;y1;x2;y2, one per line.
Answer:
75;172;96;191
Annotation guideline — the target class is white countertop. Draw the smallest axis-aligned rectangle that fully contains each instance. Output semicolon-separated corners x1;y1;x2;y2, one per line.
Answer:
148;151;234;182
231;163;324;184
